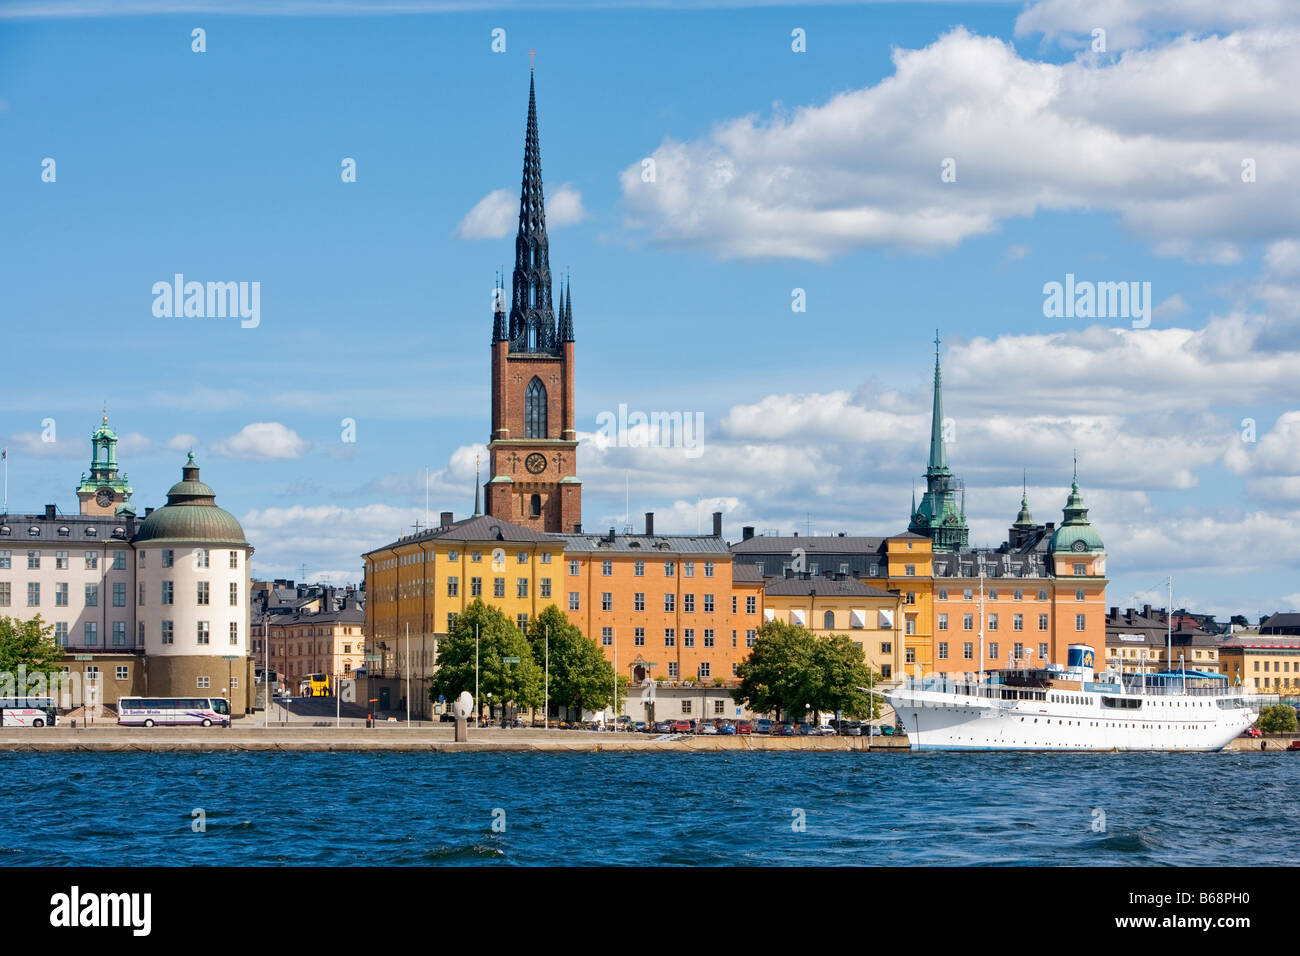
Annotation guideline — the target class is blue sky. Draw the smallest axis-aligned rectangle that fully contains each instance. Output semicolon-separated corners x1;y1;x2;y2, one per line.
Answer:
3;0;1300;620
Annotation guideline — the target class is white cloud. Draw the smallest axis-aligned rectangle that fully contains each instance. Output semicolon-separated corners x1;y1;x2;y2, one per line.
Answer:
210;422;309;461
168;433;199;453
458;183;586;240
1015;0;1300;49
619;27;1300;261
4;432;83;458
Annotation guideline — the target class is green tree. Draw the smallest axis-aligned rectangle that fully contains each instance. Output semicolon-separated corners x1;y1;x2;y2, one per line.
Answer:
428;601;542;720
811;634;879;720
525;605;616;716
1256;703;1299;734
732;619;818;722
0;615;63;679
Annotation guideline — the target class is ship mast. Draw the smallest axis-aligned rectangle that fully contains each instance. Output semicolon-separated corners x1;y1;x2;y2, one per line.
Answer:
978;566;985;688
1167;575;1173;684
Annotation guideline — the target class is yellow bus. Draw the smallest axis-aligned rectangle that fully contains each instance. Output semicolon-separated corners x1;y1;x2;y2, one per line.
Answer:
299;673;330;697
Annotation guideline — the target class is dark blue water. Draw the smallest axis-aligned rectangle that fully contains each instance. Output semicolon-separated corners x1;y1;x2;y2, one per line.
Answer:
4;751;1293;865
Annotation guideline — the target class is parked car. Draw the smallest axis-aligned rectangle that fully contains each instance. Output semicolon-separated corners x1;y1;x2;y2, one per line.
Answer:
881;724;896;736
672;719;693;733
1288;740;1300;751
632;721;647;732
1242;727;1263;738
755;718;773;735
736;720;753;735
866;724;884;736
776;723;795;736
653;720;673;733
811;724;837;736
838;720;862;736
717;721;736;735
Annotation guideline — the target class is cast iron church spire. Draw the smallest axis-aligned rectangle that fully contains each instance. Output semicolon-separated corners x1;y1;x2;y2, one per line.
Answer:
501;72;559;354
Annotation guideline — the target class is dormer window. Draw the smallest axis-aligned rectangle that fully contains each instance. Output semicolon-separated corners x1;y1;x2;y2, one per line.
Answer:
58;526;70;537
84;526;97;536
28;526;40;536
0;526;9;536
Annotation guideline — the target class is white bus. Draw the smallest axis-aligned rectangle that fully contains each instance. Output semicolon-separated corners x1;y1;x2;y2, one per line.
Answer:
0;697;57;727
117;697;231;728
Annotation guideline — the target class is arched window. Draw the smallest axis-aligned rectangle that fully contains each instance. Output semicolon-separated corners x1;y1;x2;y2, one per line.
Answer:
530;494;542;518
823;610;835;630
525;377;547;438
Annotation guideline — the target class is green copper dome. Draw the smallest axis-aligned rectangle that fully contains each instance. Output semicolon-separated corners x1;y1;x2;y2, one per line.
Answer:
134;454;247;546
1049;476;1104;553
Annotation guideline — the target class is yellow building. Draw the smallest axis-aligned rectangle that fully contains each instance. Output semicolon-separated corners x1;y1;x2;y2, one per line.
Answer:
760;575;905;681
1219;632;1300;695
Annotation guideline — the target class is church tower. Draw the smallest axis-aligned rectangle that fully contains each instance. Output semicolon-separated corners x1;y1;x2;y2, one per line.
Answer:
908;333;968;551
76;412;134;516
485;72;582;533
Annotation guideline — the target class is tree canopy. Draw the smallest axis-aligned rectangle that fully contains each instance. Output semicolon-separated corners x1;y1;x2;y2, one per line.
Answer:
525;605;617;715
1256;703;1299;734
732;619;879;722
428;601;543;716
0;616;63;678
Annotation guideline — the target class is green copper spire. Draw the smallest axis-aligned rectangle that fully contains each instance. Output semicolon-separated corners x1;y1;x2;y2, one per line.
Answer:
907;333;968;551
473;454;483;517
1013;470;1035;528
1050;462;1104;553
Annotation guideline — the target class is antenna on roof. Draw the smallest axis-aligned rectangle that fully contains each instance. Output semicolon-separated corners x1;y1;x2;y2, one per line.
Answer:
623;471;632;535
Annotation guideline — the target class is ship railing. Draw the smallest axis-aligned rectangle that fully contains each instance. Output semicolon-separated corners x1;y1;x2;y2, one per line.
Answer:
1118;676;1241;697
900;676;1004;700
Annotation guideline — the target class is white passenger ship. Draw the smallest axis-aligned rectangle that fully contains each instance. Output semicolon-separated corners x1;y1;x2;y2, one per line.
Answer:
885;645;1265;752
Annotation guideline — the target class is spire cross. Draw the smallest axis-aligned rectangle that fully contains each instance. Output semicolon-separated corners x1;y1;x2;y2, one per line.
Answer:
934;329;940;356
528;48;536;71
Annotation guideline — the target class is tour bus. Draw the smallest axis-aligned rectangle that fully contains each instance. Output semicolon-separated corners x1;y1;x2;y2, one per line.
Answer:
299;673;330;697
116;697;231;727
0;697;58;727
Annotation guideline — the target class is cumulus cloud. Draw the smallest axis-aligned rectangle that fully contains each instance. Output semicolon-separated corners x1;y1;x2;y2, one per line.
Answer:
1015;0;1300;49
619;27;1300;262
167;433;199;453
210;422;309;461
458;183;586;239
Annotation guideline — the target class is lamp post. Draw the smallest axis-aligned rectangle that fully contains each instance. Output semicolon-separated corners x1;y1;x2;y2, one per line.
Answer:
262;611;269;729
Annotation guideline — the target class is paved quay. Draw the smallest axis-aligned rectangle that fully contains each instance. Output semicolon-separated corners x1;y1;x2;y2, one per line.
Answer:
0;724;910;752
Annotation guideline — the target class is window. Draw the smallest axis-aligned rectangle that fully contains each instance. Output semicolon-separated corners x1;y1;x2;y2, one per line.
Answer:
569;592;580;611
1075;614;1086;631
56;551;69;569
493;577;505;598
684;562;694;578
683;594;694;613
1013;614;1023;631
937;613;948;631
138;582;145;606
663;561;675;577
28;551;40;569
230;622;239;645
84;621;98;645
881;641;892;654
86;551;100;570
569;560;580;576
989;589;999;601
988;614;999;631
963;642;973;660
0;583;8;607
1073;563;1086;576
664;629;675;647
161;621;174;645
963;588;973;601
517;552;528;564
86;666;99;681
634;628;645;646
745;596;757;614
937;589;948;600
447;576;459;597
823;610;835;629
518;578;529;598
684;630;694;648
137;550;145;567
938;642;948;660
524;376;548;438
601;591;612;611
471;577;482;597
197;621;210;645
85;583;98;607
905;617;915;635
704;629;714;647
517;613;529;631
1039;642;1048;660
664;593;676;613
1038;589;1048;601
162;549;173;568
1075;589;1085;601
989;642;999;659
448;551;459;562
905;564;915;576
0;551;8;569
906;592;916;605
230;582;238;606
704;562;714;578
601;628;612;646
700;662;711;678
197;677;211;689
540;552;551;565
1014;642;1024;659
714;698;726;713
540;577;551;598
746;630;756;647
905;647;916;664
195;548;209;568
196;581;209;606
229;551;238;569
112;621;126;646
113;582;126;607
634;561;644;577
54;622;67;645
55;583;68;607
1013;589;1023;601
601;560;612;576
1038;614;1049;630
962;614;973;631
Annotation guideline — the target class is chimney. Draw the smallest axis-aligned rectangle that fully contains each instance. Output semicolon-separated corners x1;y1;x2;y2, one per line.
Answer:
573;523;582;534
440;511;453;530
1109;606;1117;619
608;527;616;543
1143;604;1152;618
145;507;154;516
1126;609;1134;624
742;526;755;541
712;511;722;538
645;512;654;537
44;504;56;519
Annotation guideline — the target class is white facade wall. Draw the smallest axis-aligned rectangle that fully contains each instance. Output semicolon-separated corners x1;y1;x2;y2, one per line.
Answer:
137;542;250;658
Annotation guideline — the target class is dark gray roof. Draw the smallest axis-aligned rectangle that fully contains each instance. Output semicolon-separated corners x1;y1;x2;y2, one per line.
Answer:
1260;612;1300;634
762;576;898;598
1220;633;1300;649
0;510;135;542
732;564;763;583
932;549;1050;579
730;535;892;555
272;606;365;627
365;514;554;556
557;533;729;555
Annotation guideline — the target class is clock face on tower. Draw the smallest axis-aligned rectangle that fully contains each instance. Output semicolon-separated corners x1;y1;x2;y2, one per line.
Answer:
525;453;547;475
95;489;114;508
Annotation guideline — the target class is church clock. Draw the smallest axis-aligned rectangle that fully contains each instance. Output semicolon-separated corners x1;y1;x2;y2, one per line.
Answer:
525;453;547;475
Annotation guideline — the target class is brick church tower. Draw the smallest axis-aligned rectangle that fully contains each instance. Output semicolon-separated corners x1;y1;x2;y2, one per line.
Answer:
485;72;582;533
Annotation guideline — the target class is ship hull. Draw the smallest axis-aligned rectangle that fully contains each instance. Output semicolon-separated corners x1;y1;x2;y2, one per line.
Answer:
887;689;1254;752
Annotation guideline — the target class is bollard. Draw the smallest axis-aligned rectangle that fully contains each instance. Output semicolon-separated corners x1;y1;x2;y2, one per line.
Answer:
71;719;76;729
